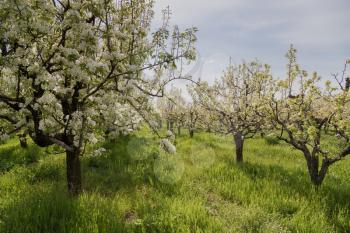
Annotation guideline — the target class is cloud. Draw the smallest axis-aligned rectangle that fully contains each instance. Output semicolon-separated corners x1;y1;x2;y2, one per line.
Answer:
152;0;350;83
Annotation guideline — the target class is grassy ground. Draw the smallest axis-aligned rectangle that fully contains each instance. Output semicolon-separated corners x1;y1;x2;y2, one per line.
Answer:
0;129;350;233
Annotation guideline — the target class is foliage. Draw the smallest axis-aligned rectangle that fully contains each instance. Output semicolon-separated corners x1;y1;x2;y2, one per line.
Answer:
192;60;273;162
264;133;280;145
0;0;197;194
266;45;350;186
156;85;187;133
194;60;272;137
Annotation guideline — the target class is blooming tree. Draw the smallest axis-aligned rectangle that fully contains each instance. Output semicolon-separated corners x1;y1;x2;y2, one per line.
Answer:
156;85;186;134
0;0;196;194
197;106;220;133
184;102;201;138
183;86;206;138
267;45;350;186
194;60;272;162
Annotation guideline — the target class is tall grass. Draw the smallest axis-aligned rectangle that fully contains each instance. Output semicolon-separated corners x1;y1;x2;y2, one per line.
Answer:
0;130;349;232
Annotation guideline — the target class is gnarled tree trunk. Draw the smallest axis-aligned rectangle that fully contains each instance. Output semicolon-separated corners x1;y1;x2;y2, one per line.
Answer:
66;150;82;195
234;132;244;163
305;154;329;187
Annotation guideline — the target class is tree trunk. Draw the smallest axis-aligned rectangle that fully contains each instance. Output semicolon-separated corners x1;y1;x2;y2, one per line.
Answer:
345;77;350;92
305;155;328;187
234;132;244;163
189;129;194;138
168;121;174;133
66;150;82;195
177;126;181;136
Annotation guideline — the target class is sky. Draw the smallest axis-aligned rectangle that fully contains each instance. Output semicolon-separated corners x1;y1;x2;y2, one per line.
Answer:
152;0;350;85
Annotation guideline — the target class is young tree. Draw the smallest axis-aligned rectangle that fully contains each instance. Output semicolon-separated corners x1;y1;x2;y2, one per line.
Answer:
194;60;272;162
0;0;196;195
267;45;350;186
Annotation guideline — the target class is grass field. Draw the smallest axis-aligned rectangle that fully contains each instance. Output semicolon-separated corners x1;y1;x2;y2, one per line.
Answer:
0;129;350;233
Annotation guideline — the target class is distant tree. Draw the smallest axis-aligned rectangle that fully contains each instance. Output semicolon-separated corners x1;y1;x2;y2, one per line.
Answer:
177;102;197;138
267;45;350;186
0;0;196;195
157;86;186;134
194;60;272;162
184;103;200;138
185;86;206;138
198;107;220;133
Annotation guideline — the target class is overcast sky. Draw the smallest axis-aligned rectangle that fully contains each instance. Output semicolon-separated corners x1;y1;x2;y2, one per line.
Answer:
153;0;350;84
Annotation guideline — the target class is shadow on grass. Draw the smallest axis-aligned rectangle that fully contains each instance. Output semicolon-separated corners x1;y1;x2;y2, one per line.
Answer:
237;162;309;192
0;135;154;233
0;146;18;174
0;185;129;233
236;161;350;231
82;135;181;197
0;144;46;174
0;185;80;233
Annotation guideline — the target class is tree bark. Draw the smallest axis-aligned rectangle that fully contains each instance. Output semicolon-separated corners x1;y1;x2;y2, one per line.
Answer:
305;154;328;186
66;150;82;195
234;132;244;163
345;77;350;92
168;121;174;133
189;129;194;138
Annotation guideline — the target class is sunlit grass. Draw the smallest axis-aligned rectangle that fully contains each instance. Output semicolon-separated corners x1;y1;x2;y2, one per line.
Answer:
0;130;349;232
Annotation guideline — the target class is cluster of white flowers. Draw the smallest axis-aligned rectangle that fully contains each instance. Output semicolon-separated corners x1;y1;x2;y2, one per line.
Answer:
91;147;107;157
160;139;176;154
166;130;174;138
0;0;197;161
149;120;159;129
39;117;60;134
86;133;98;145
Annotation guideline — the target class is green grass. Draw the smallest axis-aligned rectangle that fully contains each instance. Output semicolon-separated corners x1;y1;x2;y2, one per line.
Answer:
0;130;350;232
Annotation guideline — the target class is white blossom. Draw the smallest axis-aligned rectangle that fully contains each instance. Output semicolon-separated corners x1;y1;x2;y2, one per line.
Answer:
160;139;176;154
